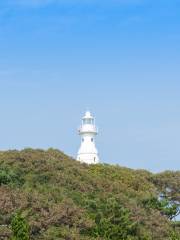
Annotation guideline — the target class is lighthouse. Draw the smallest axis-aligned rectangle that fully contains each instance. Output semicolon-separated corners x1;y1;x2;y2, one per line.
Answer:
77;111;100;164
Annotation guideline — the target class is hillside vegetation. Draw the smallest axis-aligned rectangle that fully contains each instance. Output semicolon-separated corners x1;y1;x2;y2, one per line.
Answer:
0;149;179;240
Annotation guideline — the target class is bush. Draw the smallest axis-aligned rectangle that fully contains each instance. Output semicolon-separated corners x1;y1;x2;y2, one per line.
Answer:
11;212;30;240
0;167;24;187
86;197;138;239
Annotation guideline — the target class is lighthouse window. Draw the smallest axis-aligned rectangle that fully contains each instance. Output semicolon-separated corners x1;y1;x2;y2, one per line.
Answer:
91;138;94;142
82;138;84;142
83;119;93;124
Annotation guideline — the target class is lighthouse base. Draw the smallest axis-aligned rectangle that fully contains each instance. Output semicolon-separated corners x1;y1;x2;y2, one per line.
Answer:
77;153;99;165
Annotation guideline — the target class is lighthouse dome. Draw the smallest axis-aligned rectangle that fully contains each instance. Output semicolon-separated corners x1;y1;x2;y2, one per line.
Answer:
83;111;93;119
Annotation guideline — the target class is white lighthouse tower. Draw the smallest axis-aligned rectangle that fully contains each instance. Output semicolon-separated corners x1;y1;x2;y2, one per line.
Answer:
77;111;100;164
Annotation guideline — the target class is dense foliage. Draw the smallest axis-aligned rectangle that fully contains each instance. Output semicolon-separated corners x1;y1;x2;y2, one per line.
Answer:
0;149;179;239
11;212;30;240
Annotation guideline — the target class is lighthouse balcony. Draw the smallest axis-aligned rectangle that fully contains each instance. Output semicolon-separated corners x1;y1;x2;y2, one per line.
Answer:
78;125;98;134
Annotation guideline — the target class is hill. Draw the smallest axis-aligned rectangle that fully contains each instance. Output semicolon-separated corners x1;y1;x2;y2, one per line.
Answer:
0;149;179;240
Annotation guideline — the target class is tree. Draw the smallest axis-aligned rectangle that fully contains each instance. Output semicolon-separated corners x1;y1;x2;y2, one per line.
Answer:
87;198;138;240
152;171;180;220
143;197;179;220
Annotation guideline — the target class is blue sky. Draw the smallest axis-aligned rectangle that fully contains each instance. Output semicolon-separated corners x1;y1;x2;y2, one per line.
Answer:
0;0;180;172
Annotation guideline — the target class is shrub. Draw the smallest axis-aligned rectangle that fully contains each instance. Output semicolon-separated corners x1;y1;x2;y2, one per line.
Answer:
11;212;30;240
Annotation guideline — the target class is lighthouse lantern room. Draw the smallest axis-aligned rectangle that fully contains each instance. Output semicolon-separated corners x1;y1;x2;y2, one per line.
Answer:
77;111;100;164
